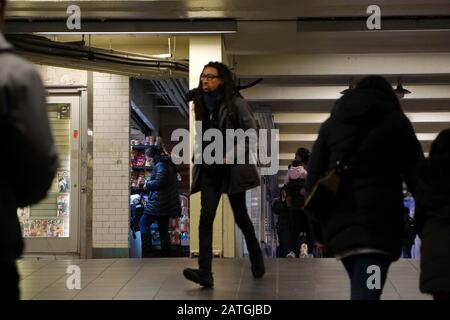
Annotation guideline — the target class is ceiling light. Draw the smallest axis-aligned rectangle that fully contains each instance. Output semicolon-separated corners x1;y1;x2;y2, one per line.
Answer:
340;85;354;94
149;53;172;59
394;79;411;99
8;20;238;35
340;79;354;94
297;17;450;32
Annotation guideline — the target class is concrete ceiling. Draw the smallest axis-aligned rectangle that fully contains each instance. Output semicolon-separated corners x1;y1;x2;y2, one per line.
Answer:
6;0;450;187
6;1;450;20
224;21;450;55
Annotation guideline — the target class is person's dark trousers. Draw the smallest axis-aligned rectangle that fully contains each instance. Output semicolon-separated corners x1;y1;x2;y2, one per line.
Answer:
433;292;450;300
198;169;261;272
0;261;20;300
288;208;301;255
277;229;290;257
341;254;392;300
298;211;314;254
139;213;171;257
401;245;412;258
228;191;263;267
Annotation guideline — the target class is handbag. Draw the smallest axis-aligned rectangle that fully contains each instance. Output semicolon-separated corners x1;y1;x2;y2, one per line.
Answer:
303;116;385;220
303;161;347;220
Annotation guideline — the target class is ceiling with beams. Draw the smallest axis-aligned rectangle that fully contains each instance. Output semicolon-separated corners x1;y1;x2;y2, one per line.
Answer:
5;1;450;187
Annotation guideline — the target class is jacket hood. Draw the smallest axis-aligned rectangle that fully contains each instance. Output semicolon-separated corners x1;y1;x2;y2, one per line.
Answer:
331;88;398;125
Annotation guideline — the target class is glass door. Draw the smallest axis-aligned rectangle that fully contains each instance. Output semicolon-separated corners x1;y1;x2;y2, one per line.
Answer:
18;95;80;254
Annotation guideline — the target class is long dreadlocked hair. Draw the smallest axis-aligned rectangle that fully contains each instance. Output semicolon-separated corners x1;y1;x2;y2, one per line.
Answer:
192;61;242;121
0;0;6;16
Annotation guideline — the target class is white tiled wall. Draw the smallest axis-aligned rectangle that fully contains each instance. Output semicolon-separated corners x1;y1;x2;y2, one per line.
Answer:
93;73;130;249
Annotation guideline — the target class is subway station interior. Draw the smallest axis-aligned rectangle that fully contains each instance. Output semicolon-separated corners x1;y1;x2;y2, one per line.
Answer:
2;0;450;301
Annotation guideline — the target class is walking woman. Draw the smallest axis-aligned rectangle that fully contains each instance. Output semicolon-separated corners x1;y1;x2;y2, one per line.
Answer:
139;146;181;257
183;62;264;288
305;75;424;299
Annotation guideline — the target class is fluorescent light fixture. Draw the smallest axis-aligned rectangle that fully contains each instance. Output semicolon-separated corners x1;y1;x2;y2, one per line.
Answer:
33;31;236;35
6;20;238;34
148;53;172;59
297;17;450;32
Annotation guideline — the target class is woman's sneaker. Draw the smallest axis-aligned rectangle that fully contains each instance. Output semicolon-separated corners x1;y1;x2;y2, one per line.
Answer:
183;268;214;288
286;251;296;258
300;244;308;258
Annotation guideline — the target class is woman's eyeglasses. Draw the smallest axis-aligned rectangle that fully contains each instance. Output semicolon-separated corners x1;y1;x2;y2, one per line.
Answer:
200;74;221;81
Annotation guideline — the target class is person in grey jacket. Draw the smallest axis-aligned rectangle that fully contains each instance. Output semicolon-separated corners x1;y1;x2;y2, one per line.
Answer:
0;0;58;300
183;62;264;288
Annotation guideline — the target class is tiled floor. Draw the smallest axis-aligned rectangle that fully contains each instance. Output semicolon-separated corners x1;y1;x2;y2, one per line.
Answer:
17;258;431;300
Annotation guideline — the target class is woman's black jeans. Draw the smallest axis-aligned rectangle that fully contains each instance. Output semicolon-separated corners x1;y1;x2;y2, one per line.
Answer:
198;168;260;271
341;253;392;300
139;214;170;256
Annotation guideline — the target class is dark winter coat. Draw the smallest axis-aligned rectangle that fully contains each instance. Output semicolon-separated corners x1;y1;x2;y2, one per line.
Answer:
0;34;58;261
402;207;416;247
190;90;260;194
144;156;181;218
415;156;450;294
285;178;306;209
272;199;290;231
305;88;424;260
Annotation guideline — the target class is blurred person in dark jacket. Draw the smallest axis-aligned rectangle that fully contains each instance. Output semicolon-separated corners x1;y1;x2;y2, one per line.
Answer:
140;146;181;257
272;187;290;257
305;75;423;300
415;129;450;300
284;160;313;257
401;206;416;259
0;0;58;300
295;147;310;167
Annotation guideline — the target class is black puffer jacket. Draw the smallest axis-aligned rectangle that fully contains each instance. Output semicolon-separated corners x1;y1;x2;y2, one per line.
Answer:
305;88;423;260
0;34;58;261
272;199;290;231
285;178;306;209
144;156;181;218
415;156;450;294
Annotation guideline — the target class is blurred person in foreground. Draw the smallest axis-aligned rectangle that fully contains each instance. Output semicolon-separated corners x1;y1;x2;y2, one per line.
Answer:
0;0;58;300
